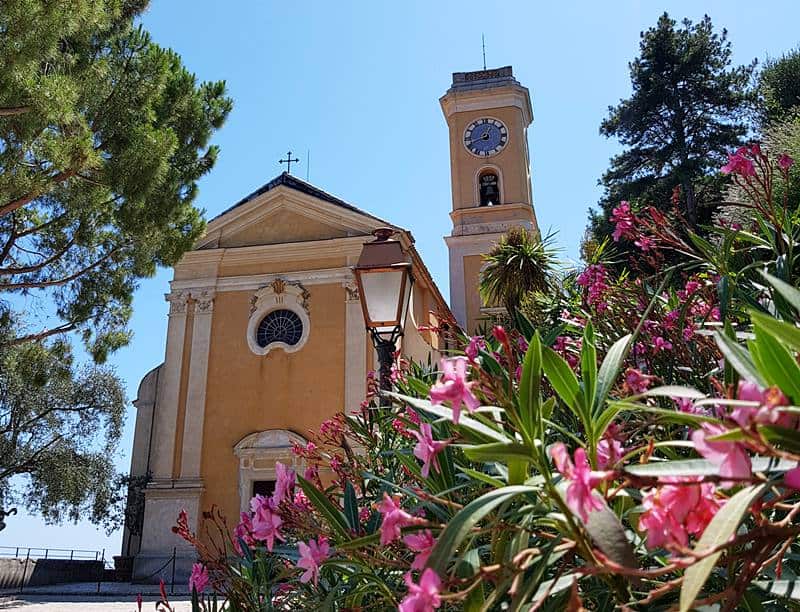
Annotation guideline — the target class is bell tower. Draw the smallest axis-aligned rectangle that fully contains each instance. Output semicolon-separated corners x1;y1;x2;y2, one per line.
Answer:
441;66;539;332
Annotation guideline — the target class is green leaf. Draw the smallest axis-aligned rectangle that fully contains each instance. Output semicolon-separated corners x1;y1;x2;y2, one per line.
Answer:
461;441;537;464
344;481;359;531
542;347;586;424
457;466;506;488
753;579;800;602
297;475;350;542
761;271;800;313
641;386;706;399
714;331;768;387
611;401;720;426
594;334;632;415
626;457;797;478
749;311;800;354
388;392;508;443
519;332;542;440
759;425;800;455
425;485;538;574
557;484;637;569
752;322;800;402
680;485;767;612
581;322;598;414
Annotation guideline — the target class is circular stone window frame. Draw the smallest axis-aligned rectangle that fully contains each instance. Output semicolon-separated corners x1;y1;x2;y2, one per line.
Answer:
247;280;311;356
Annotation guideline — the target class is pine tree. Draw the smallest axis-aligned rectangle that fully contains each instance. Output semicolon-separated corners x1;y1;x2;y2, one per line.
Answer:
587;13;754;253
0;0;232;525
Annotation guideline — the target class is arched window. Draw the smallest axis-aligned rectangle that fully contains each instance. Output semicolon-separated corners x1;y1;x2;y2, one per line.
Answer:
478;171;500;206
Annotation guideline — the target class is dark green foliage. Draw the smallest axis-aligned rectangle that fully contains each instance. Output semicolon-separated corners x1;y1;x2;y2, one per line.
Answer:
0;0;232;360
588;13;755;255
0;339;127;529
760;48;800;123
0;0;231;525
479;227;556;315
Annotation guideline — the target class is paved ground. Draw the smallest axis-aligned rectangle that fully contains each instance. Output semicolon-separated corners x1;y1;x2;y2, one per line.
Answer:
0;583;193;610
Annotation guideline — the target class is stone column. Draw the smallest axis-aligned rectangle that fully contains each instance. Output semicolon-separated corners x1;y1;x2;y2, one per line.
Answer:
179;289;215;481
343;279;367;416
149;291;189;480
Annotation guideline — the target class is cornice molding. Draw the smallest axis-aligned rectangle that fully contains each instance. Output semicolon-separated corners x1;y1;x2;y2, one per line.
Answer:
170;266;355;293
440;84;533;125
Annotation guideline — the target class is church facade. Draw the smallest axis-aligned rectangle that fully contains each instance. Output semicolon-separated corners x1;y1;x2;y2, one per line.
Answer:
126;66;539;581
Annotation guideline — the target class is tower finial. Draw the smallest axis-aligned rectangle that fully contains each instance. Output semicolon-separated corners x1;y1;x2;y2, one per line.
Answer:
481;34;486;70
279;150;299;174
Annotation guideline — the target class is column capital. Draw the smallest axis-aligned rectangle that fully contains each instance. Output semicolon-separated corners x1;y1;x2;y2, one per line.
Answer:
165;291;190;316
191;289;216;314
343;280;360;303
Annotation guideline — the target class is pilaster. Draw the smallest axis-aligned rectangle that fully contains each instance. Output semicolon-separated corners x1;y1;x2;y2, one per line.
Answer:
149;291;189;479
343;276;367;415
179;289;215;480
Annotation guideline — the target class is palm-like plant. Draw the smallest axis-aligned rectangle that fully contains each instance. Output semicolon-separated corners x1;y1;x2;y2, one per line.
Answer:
479;227;557;315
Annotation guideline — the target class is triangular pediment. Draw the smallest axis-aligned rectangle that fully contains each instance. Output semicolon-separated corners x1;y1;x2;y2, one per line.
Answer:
196;174;396;249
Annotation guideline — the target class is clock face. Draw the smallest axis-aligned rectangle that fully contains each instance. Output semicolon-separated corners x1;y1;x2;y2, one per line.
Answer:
464;118;508;157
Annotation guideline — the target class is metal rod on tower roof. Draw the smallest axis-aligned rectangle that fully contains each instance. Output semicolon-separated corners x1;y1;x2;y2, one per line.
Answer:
306;149;310;182
482;34;486;70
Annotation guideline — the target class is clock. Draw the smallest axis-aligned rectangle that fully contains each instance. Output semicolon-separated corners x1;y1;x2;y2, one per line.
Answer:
464;118;508;157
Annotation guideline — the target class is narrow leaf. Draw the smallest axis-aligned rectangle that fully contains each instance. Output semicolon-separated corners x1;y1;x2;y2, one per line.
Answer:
680;485;766;612
594;334;632;415
714;332;767;387
426;485;538;573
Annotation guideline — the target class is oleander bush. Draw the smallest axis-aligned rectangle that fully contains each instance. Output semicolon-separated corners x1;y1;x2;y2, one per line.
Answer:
166;147;800;611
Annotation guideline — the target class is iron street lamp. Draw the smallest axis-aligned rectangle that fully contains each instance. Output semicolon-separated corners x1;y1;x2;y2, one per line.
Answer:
353;228;414;400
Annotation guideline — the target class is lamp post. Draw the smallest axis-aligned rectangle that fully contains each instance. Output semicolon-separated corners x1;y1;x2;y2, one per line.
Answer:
353;228;414;401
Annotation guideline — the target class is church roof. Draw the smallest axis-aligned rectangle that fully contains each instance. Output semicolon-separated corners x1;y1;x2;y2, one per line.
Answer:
211;171;396;229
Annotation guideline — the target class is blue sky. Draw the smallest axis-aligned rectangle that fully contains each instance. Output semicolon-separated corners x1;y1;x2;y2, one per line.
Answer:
5;1;799;558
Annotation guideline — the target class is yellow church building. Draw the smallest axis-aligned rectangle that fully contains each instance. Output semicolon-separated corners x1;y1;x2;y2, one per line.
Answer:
126;66;538;581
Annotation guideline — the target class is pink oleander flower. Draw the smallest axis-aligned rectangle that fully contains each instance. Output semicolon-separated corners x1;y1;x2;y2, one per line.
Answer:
732;381;794;429
189;562;209;594
597;437;624;469
576;264;610;310
721;147;756;177
378;493;418;545
465;335;485;362
492;325;509;345
691;423;752;482
403;529;436;571
653;336;673;352
293;489;312;512
611;201;636;242
635;235;655;251
304;465;319;483
785;466;800;490
429;357;480;424
272;461;295;507
639;478;722;550
624;368;656;394
297;536;330;585
234;512;256;554
778;153;795;171
550;443;612;522
399;568;442;612
411;423;449;478
250;495;285;551
682;325;695;341
673;396;706;415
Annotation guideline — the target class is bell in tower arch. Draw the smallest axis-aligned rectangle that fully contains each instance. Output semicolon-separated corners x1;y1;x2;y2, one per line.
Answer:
479;172;500;206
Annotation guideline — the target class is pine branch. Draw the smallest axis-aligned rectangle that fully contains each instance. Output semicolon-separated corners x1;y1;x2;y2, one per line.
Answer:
0;169;78;218
0;106;31;117
0;248;118;289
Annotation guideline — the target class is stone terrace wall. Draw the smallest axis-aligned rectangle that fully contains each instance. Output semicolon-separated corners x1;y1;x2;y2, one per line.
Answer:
0;558;104;589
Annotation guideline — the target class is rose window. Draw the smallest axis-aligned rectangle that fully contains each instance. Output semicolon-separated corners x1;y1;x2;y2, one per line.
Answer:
256;309;304;348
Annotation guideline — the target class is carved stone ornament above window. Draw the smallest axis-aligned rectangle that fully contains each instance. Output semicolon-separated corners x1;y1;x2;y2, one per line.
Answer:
247;279;311;356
